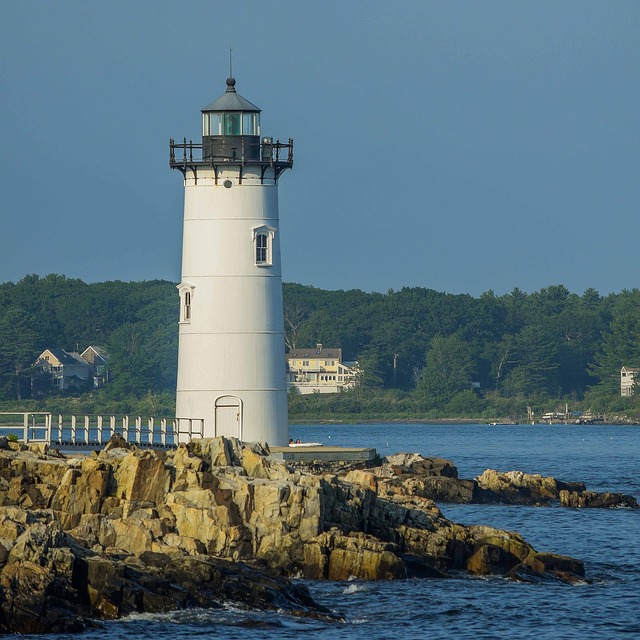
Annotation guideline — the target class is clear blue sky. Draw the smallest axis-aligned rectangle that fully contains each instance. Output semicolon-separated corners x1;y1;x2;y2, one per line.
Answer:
1;1;638;297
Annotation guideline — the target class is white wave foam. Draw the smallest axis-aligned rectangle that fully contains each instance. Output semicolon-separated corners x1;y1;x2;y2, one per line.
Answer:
342;583;369;594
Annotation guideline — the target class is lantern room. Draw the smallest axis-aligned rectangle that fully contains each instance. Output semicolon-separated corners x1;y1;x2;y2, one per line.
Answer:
201;76;261;162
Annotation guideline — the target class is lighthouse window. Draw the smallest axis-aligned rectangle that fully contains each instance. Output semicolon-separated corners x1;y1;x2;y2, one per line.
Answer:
256;233;268;265
203;112;259;136
203;113;221;136
243;113;258;135
178;283;195;324
184;291;191;321
252;225;275;267
223;113;241;136
212;114;222;135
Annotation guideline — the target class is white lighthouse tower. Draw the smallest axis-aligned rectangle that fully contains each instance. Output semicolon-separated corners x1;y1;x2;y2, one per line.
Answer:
169;75;293;445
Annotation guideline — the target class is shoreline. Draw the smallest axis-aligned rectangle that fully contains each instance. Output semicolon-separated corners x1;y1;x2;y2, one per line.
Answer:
290;417;640;426
290;417;481;425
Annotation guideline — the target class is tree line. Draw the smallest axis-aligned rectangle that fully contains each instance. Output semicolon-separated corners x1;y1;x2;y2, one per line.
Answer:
1;274;639;419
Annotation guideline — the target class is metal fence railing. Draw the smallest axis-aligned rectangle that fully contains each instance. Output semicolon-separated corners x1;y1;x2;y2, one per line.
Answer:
0;412;204;449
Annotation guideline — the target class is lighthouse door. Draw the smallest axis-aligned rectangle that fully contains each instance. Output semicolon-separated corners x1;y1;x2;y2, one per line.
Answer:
214;396;242;439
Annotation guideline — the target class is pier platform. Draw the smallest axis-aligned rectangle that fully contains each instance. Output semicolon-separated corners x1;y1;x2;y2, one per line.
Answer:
269;445;377;463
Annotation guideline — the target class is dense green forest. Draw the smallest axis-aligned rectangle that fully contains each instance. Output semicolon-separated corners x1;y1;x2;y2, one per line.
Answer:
1;274;639;420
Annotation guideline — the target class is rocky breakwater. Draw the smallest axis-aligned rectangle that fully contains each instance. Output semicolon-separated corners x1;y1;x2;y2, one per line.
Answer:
0;437;587;633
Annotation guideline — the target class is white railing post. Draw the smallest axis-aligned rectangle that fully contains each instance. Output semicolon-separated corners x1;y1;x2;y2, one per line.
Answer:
136;416;142;445
23;412;29;443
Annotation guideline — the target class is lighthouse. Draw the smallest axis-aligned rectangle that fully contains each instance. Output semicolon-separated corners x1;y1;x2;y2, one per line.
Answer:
169;75;293;445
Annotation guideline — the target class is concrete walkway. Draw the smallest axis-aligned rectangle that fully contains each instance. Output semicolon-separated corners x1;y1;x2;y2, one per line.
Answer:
269;445;377;462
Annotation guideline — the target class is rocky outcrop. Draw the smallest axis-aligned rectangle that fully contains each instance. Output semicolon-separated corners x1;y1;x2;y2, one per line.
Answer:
365;453;638;509
475;469;638;508
0;520;327;634
0;438;591;632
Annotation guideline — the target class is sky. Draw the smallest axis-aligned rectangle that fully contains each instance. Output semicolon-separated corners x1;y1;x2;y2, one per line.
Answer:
1;1;638;297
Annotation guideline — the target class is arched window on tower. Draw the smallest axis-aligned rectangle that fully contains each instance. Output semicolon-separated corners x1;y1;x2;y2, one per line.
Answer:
184;291;191;320
252;225;276;267
256;232;268;265
177;283;195;323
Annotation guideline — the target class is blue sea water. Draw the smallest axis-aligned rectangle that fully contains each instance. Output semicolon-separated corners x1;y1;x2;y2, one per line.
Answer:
22;423;640;639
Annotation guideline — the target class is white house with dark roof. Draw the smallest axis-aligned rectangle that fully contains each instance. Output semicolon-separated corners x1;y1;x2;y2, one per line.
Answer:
34;349;91;391
286;343;359;394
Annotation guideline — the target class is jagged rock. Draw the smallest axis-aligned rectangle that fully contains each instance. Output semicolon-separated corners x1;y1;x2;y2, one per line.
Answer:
514;552;587;584
0;522;331;634
383;453;459;478
102;434;131;452
559;489;638;509
240;446;270;478
475;469;638;509
371;454;637;509
466;543;522;575
317;530;406;580
112;451;170;504
475;469;559;505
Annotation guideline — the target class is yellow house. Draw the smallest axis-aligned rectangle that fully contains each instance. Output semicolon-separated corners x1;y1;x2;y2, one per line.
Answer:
286;343;359;394
621;366;639;397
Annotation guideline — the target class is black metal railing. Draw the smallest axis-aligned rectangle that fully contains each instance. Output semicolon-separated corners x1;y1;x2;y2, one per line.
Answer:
169;137;294;168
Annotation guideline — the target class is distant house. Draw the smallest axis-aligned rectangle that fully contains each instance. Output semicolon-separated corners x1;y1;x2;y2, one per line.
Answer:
620;366;639;397
80;345;109;387
34;349;92;391
286;343;359;394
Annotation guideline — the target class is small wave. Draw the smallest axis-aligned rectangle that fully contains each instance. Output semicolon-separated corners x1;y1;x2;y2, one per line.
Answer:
342;583;370;595
120;610;184;624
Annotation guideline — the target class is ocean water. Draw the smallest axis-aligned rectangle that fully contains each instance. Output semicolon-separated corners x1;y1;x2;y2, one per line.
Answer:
21;423;640;639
